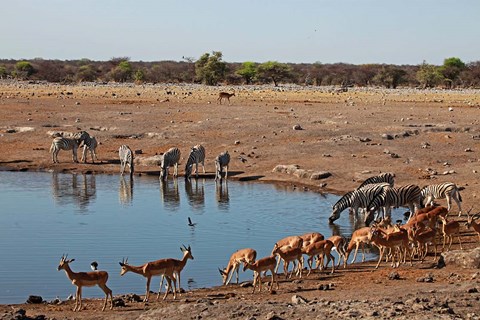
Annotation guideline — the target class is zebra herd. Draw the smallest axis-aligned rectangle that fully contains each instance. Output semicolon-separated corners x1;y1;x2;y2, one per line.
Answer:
49;131;230;181
328;172;464;225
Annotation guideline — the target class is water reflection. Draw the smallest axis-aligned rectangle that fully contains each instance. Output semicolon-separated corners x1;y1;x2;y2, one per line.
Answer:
51;172;96;212
185;178;205;211
215;180;229;210
160;178;180;210
119;176;134;206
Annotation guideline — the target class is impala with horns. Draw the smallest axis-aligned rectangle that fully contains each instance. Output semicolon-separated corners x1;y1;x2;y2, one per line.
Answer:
242;255;278;293
119;256;176;302
466;207;480;242
160;245;194;295
57;254;113;312
219;248;257;285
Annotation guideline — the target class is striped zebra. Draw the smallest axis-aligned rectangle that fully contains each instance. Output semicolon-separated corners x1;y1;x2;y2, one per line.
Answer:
185;144;206;180
357;172;395;189
49;133;87;163
214;151;230;181
421;182;463;215
160;147;181;180
78;131;98;163
119;145;134;177
328;183;390;223
365;184;422;224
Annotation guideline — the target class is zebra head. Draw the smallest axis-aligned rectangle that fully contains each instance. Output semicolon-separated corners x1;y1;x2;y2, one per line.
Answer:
329;205;341;224
184;163;193;180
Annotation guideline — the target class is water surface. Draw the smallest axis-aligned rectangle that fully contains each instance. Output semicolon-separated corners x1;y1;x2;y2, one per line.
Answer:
0;171;375;304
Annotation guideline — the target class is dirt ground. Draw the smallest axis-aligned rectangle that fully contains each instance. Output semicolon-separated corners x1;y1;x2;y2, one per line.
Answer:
0;81;480;319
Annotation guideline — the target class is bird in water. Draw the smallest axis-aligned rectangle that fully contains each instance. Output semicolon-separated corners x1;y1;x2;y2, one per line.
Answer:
188;217;197;227
90;261;98;271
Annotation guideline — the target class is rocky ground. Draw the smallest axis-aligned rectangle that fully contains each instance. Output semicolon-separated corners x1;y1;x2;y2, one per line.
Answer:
0;81;480;319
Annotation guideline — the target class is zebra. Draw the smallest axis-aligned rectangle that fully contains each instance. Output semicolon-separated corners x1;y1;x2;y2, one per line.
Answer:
160;147;181;180
185;145;206;180
77;131;98;163
421;182;463;215
365;184;422;225
328;183;390;223
119;145;134;177
356;172;395;189
214;151;230;181
50;135;84;163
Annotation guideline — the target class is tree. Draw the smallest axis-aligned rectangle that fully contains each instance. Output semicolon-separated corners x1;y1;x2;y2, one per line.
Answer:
134;68;146;83
76;65;98;82
416;61;443;88
256;61;293;86
0;66;7;78
372;66;406;88
236;61;257;84
13;61;35;79
440;57;466;88
195;51;226;85
109;60;133;82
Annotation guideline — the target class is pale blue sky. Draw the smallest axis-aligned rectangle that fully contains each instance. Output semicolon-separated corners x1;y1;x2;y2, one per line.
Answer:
1;0;479;65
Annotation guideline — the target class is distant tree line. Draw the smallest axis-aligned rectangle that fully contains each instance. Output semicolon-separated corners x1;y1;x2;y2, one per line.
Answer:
1;52;479;88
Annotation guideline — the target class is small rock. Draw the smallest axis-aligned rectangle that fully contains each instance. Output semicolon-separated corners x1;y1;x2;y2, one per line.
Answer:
465;148;473;152
467;287;478;293
26;295;43;304
240;281;252;288
292;294;308;304
388;272;401;280
113;297;126;307
381;133;394;140
293;124;303;130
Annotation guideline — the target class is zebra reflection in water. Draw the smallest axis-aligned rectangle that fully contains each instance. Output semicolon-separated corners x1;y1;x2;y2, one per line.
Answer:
215;180;229;210
159;178;180;210
119;176;134;206
185;178;205;210
51;172;96;212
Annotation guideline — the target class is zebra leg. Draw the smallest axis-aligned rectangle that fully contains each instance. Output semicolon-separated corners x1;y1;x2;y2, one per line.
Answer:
72;147;78;163
173;163;178;178
225;165;228;180
452;192;463;216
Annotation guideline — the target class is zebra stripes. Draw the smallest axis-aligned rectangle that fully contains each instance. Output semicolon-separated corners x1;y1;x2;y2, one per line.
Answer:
119;145;134;177
185;145;206;180
160;147;181;180
78;132;98;163
214;151;230;181
329;183;390;223
50;136;82;163
357;172;395;189
365;184;422;223
421;182;463;214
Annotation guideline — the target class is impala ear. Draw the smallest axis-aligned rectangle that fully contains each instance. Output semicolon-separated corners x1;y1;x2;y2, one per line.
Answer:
68;259;75;263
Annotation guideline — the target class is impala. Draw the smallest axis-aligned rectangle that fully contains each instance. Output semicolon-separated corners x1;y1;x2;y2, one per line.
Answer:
217;91;235;105
242;255;278;293
302;240;335;275
368;227;410;269
57;255;113;312
344;227;371;264
271;243;303;279
272;235;303;273
219;248;257;285
410;224;437;261
439;216;463;251
466;208;480;242
119;257;176;302
160;245;194;295
327;235;347;268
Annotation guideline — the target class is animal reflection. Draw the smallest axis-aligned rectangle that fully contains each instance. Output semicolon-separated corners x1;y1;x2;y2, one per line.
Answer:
215;180;230;210
51;172;96;211
160;179;180;210
185;178;205;210
119;176;134;206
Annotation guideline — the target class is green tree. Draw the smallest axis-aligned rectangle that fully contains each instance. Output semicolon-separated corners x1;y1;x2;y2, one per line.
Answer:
0;66;7;78
236;61;257;84
256;61;293;86
13;61;35;79
440;57;466;88
416;61;443;88
134;68;146;83
373;66;406;88
195;51;226;85
76;65;97;82
109;60;133;82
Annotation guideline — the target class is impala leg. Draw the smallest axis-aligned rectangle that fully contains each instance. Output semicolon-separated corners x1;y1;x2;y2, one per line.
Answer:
145;277;151;302
98;283;113;311
162;276;171;300
375;247;384;269
157;275;164;300
76;286;82;311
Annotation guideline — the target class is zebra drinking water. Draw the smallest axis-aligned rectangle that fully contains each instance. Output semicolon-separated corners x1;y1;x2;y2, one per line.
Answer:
214;151;230;181
185;145;206;180
160;147;181;180
118;145;134;177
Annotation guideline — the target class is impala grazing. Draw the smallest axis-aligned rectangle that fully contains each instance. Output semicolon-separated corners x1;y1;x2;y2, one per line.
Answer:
242;255;278;293
119;257;176;302
219;248;257;285
57;255;113;312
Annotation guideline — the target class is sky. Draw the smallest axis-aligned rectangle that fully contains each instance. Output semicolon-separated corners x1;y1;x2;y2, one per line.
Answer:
1;0;479;65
